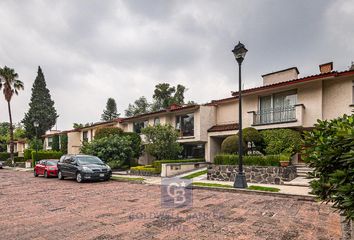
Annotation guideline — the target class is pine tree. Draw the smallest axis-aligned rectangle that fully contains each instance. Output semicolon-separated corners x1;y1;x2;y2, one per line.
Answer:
22;66;58;139
101;98;120;121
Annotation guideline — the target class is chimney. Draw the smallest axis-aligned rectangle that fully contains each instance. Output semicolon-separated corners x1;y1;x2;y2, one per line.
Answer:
169;103;181;110
319;62;333;74
262;67;299;86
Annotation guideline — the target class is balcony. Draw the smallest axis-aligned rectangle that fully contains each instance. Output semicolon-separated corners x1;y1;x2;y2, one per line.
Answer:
248;104;304;129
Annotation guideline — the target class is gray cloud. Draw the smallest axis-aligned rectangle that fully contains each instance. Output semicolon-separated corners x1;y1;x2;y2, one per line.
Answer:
0;0;353;130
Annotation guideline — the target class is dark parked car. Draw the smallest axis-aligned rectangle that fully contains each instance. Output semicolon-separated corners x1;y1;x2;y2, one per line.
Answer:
57;155;112;183
34;159;58;178
0;161;3;169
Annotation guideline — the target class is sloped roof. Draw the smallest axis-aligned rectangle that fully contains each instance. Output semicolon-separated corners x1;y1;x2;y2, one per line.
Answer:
208;123;239;132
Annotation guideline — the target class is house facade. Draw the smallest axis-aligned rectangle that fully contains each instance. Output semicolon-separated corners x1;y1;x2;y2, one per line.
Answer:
6;139;29;157
43;61;354;164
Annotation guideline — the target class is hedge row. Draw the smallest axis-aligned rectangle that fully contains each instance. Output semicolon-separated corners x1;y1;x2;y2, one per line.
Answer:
32;150;63;161
0;152;18;161
152;158;205;173
214;154;289;166
130;165;160;174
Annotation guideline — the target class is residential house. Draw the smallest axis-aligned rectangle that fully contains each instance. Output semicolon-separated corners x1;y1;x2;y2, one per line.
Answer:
206;62;354;162
48;61;354;165
6;139;29;157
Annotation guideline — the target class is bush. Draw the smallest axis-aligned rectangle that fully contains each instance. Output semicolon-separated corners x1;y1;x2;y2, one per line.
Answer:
0;152;18;161
94;127;123;140
243;127;262;144
260;129;302;155
130;165;159;174
214;154;281;166
142;125;182;160
152;158;205;173
52;135;60;151
60;134;68;154
14;157;25;162
303;114;354;221
81;135;135;166
31;150;63;162
24;149;32;160
221;135;246;154
122;132;142;159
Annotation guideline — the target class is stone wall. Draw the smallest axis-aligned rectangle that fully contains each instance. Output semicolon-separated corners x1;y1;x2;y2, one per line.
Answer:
207;165;297;185
129;169;160;177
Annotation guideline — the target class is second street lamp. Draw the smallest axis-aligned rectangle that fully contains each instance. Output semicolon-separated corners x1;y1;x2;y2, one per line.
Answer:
232;41;248;188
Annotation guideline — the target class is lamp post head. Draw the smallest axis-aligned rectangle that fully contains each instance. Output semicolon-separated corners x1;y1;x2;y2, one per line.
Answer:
33;121;39;128
232;41;248;65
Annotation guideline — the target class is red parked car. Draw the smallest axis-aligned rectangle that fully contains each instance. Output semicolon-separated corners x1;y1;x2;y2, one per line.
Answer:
34;159;59;178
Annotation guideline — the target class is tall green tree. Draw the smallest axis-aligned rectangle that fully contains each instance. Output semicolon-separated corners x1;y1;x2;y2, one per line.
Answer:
0;122;10;152
151;83;187;111
0;66;24;164
22;66;58;139
125;96;150;117
101;98;120;121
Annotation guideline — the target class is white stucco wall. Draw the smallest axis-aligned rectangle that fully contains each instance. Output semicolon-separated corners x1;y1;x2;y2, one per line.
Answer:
322;76;353;120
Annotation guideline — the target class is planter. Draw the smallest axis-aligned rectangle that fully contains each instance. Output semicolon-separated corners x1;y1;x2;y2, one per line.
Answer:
280;161;290;167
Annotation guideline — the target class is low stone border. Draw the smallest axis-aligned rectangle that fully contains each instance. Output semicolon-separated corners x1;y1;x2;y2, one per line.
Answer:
129;169;160;177
208;165;297;185
189;185;315;202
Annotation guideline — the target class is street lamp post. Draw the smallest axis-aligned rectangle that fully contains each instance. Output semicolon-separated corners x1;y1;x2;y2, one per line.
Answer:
33;121;39;166
232;41;248;188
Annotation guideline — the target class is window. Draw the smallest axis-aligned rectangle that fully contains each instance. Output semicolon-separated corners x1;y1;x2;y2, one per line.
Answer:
180;144;205;158
176;113;194;137
154;117;160;126
83;131;88;142
48;137;53;147
133;120;148;134
258;90;297;124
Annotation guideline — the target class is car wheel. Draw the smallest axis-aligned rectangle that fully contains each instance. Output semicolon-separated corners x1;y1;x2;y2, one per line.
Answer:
58;171;64;180
44;171;48;178
76;172;83;183
34;170;38;177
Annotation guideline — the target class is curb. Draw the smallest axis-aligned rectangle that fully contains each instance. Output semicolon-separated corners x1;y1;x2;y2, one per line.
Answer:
189;185;316;202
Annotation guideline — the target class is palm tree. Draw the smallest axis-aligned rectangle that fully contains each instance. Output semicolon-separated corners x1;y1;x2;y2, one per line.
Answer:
0;66;24;165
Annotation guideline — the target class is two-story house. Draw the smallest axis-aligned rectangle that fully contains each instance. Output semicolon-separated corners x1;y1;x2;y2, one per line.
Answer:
205;62;354;162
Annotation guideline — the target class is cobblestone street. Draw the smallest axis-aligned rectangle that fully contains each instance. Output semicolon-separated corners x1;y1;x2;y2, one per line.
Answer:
0;170;341;240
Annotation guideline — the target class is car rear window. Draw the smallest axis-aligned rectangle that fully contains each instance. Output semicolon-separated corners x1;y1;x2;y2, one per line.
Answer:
46;161;58;166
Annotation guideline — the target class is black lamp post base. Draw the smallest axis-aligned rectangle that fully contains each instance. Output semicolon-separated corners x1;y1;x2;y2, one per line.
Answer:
233;172;248;188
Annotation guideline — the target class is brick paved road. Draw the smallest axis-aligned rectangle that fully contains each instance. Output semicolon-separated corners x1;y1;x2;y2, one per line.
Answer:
0;170;341;240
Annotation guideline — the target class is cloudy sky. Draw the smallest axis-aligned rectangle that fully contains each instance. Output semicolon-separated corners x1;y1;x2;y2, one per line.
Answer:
1;0;353;130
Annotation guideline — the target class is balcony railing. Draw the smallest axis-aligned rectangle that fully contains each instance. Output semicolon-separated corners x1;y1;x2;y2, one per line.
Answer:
253;106;297;125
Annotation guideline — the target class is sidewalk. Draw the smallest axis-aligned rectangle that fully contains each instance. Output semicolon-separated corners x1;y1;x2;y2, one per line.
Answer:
112;168;313;197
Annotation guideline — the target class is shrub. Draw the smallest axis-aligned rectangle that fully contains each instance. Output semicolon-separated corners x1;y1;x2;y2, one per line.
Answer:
31;150;63;161
221;135;246;154
242;127;264;153
94;127;123;140
152;158;205;173
60;134;68;154
52;135;60;151
0;152;18;161
81;135;134;166
142;125;182;160
303;114;354;221
260;129;302;155
214;154;281;166
24;149;32;160
130;165;159;174
14;157;25;162
122;132;142;159
0;152;10;161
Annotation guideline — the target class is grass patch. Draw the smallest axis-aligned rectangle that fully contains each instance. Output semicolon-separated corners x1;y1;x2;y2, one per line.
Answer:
182;170;208;179
248;185;280;192
111;176;145;181
192;182;233;188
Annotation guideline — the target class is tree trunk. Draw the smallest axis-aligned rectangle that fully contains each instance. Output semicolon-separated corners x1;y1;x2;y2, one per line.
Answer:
7;100;14;166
